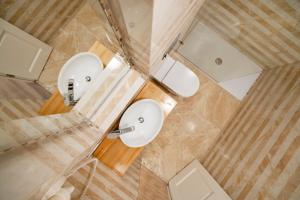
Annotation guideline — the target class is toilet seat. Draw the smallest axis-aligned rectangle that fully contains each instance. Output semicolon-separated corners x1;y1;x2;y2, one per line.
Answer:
162;61;199;97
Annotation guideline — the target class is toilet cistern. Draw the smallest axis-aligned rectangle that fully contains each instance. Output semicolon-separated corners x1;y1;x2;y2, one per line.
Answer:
152;55;200;97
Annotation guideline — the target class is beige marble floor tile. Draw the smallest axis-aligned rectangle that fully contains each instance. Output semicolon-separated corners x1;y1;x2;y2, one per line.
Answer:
141;53;240;181
142;109;221;181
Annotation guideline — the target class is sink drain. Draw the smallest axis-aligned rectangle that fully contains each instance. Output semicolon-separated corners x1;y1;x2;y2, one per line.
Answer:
215;58;223;65
138;117;144;123
85;76;91;82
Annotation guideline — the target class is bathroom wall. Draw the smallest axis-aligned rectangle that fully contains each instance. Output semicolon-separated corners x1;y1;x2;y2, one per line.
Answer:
0;75;98;199
149;0;206;74
137;166;169;200
0;0;86;42
117;0;153;74
202;63;300;199
0;112;100;200
0;76;50;100
107;0;206;74
67;157;142;200
0;76;50;121
66;156;169;200
196;0;300;69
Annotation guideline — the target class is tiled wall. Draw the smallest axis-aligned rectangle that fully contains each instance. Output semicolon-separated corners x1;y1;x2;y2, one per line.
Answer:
67;158;142;200
149;0;206;75
196;0;300;69
0;114;102;200
0;0;86;42
202;63;300;199
0;76;50;100
0;75;104;199
0;76;50;121
116;0;153;74
67;157;170;200
137;166;169;200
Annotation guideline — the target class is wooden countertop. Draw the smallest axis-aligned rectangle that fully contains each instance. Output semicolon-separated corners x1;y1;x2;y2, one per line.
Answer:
38;41;115;115
93;81;177;176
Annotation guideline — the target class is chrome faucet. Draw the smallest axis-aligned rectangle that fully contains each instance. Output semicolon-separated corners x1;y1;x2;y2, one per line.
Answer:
64;79;77;106
107;126;135;139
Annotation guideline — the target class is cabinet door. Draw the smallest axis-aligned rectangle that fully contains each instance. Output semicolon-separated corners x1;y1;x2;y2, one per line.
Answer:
169;160;232;200
0;19;52;80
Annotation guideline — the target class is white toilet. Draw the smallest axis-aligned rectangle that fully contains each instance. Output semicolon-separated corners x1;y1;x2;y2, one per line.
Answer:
152;55;200;97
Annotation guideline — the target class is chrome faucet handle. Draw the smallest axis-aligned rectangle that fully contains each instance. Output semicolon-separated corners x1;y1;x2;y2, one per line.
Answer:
63;93;70;105
107;126;135;139
67;78;74;100
64;79;77;106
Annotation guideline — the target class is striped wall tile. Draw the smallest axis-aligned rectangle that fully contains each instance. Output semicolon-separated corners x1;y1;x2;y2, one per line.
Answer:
67;158;142;200
202;63;300;200
0;76;50;100
137;166;169;200
197;0;300;69
0;76;51;121
0;0;86;42
91;70;144;132
74;57;130;118
0;111;85;152
0;98;45;121
0;76;107;199
148;0;206;75
74;55;145;133
0;114;103;200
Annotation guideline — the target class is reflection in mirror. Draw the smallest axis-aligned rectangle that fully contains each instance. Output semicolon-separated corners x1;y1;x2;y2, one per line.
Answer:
100;0;205;76
117;0;153;73
99;0;153;74
89;0;124;54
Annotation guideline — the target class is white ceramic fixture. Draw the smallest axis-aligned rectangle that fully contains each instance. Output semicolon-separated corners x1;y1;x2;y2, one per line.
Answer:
218;72;261;100
178;22;261;82
169;160;232;200
152;55;200;97
119;99;164;148
58;52;103;100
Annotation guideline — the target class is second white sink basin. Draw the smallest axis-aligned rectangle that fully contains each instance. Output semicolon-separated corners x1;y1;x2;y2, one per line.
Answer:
58;52;103;100
119;99;164;148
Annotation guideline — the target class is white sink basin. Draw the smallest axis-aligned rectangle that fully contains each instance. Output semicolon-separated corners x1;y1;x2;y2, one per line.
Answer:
119;99;164;148
58;52;103;100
